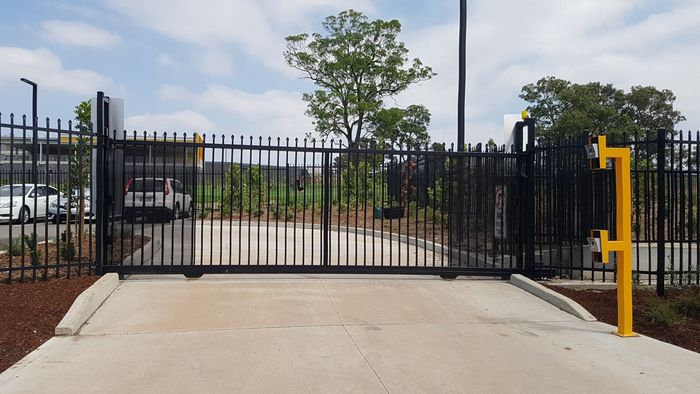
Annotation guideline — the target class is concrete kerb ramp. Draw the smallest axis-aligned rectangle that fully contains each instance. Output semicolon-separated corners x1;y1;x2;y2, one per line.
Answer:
55;273;120;335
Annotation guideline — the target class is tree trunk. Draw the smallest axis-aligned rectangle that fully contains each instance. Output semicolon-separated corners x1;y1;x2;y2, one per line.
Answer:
78;189;86;241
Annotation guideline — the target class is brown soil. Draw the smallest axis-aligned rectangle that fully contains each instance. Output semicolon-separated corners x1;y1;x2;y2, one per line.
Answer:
547;285;700;352
1;235;149;283
0;275;98;372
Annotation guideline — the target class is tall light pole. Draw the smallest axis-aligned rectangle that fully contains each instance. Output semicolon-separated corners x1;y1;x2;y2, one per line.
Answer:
20;78;38;250
457;0;467;151
454;0;468;271
20;78;38;183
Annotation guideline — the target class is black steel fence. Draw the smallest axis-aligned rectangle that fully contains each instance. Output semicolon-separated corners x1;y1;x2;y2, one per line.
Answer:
0;114;96;283
1;107;699;286
533;130;700;288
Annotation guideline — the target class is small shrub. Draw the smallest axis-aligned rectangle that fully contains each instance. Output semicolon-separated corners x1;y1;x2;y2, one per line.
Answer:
221;164;243;216
674;293;700;317
197;209;210;219
1;237;25;256
642;297;684;326
272;206;295;221
244;166;267;216
60;230;76;261
23;233;41;266
683;270;699;286
632;271;640;287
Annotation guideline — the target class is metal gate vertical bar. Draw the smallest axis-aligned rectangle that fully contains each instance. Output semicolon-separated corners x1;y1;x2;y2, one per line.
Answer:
95;91;106;275
322;151;331;266
656;129;667;296
524;118;536;276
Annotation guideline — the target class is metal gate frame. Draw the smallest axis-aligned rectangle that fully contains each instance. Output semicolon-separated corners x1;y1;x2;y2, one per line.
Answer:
95;114;532;278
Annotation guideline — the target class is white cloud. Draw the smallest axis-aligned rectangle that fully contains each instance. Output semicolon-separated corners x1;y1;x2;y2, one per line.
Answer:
39;20;121;48
398;0;700;144
106;0;374;74
197;51;234;77
0;47;114;95
125;110;216;133
158;84;311;137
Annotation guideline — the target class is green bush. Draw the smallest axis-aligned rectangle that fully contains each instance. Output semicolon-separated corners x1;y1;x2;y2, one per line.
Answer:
244;166;266;217
425;180;447;223
0;237;25;256
60;230;76;262
271;206;295;221
341;161;379;205
24;233;41;266
674;293;700;316
221;163;243;216
197;208;210;219
221;164;267;216
642;297;684;326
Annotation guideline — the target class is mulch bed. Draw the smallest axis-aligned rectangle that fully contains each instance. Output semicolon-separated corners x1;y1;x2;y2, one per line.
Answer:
547;285;700;352
0;275;98;372
1;235;149;283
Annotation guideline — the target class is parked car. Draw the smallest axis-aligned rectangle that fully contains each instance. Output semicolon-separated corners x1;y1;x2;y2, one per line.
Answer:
123;178;193;222
48;188;94;223
0;184;63;224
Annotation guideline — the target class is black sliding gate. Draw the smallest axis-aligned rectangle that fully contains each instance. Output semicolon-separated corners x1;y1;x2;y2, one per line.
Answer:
97;130;530;277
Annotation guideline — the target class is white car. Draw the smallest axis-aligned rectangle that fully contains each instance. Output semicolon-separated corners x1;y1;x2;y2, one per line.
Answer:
123;178;193;222
48;188;94;223
0;184;63;224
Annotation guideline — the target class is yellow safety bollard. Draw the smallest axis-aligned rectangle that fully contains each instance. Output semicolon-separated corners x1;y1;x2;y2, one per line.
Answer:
585;135;636;337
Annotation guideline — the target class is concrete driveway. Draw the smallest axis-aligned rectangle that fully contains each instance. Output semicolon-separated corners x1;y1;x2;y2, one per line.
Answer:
1;276;699;393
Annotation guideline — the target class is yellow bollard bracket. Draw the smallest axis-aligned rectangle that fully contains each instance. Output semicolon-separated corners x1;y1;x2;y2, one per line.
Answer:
585;135;637;337
587;229;609;264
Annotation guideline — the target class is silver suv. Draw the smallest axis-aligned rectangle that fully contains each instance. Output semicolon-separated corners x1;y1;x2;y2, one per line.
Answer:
123;178;193;222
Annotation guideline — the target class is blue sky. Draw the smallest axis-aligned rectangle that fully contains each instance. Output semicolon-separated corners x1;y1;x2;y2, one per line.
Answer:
0;0;698;145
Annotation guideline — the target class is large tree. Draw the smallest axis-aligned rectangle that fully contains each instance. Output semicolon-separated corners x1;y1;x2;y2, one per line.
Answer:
520;76;685;141
624;85;685;133
368;104;431;149
284;9;435;148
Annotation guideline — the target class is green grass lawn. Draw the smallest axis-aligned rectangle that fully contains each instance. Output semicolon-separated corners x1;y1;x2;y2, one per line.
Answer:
196;182;388;207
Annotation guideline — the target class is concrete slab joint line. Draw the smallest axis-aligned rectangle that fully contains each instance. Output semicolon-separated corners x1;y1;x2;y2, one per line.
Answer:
510;274;597;322
55;273;121;335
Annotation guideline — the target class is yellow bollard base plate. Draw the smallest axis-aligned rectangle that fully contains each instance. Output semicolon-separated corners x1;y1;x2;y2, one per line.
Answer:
613;331;638;338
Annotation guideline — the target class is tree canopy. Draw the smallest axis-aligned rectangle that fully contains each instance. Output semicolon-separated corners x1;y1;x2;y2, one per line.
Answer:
368;104;431;149
284;9;435;148
520;76;685;141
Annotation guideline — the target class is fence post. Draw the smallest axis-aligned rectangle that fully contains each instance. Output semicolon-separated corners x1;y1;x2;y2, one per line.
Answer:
524;118;536;276
95;91;105;276
656;129;666;296
322;152;331;266
514;122;525;269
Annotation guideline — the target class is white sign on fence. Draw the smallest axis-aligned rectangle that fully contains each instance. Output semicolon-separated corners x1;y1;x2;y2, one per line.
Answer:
494;185;507;239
